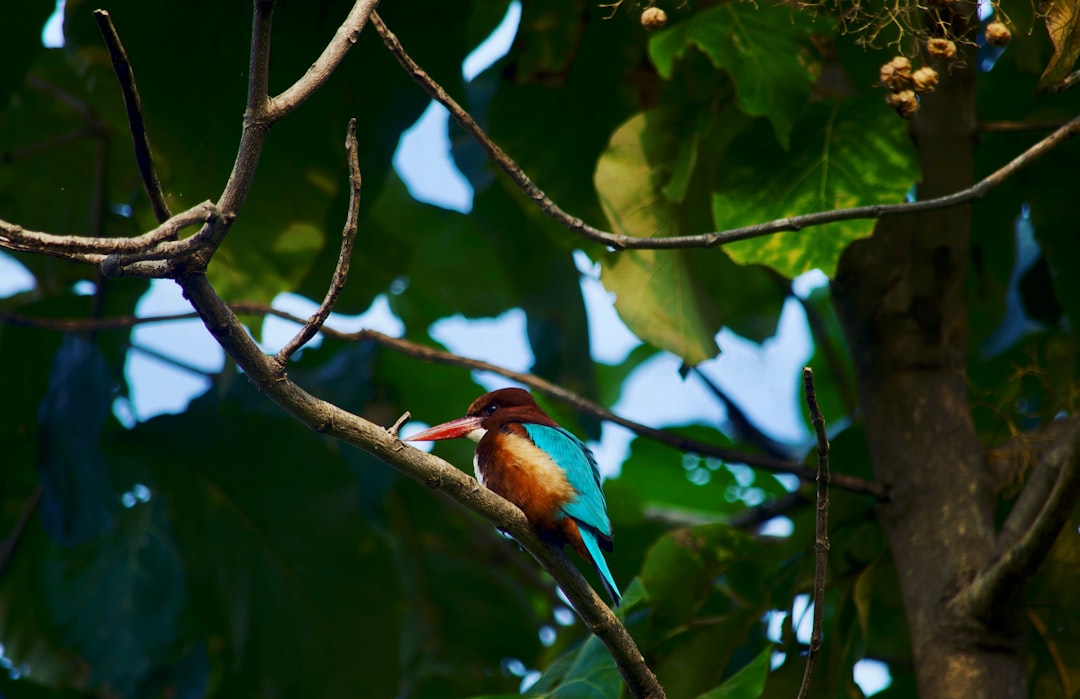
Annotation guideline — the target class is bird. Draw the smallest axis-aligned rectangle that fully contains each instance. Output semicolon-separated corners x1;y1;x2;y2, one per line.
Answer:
407;388;621;606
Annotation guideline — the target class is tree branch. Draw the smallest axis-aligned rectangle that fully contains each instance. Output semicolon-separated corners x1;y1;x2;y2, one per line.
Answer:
0;304;885;499
266;0;381;121
93;9;171;223
949;419;1080;622
275;119;361;366
371;11;1080;252
0;201;217;261
796;368;830;699
174;271;665;698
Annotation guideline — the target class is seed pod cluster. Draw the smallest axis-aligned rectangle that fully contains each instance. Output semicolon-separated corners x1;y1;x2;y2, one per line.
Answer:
641;6;667;30
879;56;939;119
985;21;1011;47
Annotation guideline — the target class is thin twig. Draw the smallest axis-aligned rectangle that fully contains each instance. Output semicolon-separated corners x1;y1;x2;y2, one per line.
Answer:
2;126;97;162
0;304;886;499
93;10;171;224
372;12;1080;252
727;491;810;530
129;342;217;379
387;412;411;437
1027;607;1073;697
276;119;361;365
797;367;830;699
0;485;43;576
26;76;95;120
949;420;1080;621
980;119;1070;133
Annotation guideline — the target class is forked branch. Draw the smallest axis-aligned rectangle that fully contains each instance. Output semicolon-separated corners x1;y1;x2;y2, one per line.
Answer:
949;420;1080;621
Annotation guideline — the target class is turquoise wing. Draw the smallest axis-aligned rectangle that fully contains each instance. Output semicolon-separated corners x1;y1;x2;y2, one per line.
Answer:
521;424;611;537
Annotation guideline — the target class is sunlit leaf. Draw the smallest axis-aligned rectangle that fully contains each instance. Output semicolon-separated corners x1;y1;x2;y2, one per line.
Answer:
594;109;720;363
1038;0;1080;89
649;3;822;147
716;98;919;278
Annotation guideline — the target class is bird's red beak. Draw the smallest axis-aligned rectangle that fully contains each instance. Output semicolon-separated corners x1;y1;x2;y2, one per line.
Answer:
406;416;484;442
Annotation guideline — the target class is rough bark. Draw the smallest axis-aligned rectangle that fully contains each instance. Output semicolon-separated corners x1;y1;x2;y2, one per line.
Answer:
832;36;1029;699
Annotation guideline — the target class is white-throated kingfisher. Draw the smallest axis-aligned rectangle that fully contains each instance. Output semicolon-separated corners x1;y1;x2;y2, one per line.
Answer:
407;388;621;606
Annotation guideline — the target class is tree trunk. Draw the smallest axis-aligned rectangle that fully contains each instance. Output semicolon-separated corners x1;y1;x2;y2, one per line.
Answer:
832;39;1029;698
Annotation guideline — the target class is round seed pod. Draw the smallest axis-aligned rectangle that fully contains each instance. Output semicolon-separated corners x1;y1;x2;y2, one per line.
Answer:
985;21;1012;47
885;89;920;118
927;37;958;60
911;66;940;93
879;56;913;90
641;6;668;30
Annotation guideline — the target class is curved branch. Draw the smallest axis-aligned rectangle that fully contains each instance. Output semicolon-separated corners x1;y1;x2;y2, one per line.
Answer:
372;12;1080;251
175;272;666;698
266;0;381;121
0;201;216;261
93;9;171;223
797;368;831;699
949;419;1080;621
275;119;361;365
0;305;885;499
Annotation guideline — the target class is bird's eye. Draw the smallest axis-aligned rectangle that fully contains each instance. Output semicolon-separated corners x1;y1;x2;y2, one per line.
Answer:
484;404;498;416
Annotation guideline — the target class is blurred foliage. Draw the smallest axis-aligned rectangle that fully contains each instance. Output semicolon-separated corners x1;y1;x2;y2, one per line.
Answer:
0;0;1079;698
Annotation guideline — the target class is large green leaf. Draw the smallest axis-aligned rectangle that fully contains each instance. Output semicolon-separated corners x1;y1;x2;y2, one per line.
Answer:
594;109;720;363
640;523;754;625
42;500;186;696
111;393;402;697
649;3;822;147
716;97;919;278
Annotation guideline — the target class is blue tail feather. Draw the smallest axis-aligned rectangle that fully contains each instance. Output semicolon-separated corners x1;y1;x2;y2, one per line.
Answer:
579;524;622;607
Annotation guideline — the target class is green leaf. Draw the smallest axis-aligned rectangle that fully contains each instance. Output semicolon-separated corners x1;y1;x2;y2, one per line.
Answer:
654;608;764;698
716;98;919;278
595;109;721;363
37;335;117;545
649;4;822;147
640;523;753;624
696;644;773;699
371;174;516;329
0;0;53;106
1038;0;1080;89
618;428;744;520
42;500;186;695
114;391;402;697
529;635;622;699
599;247;719;364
